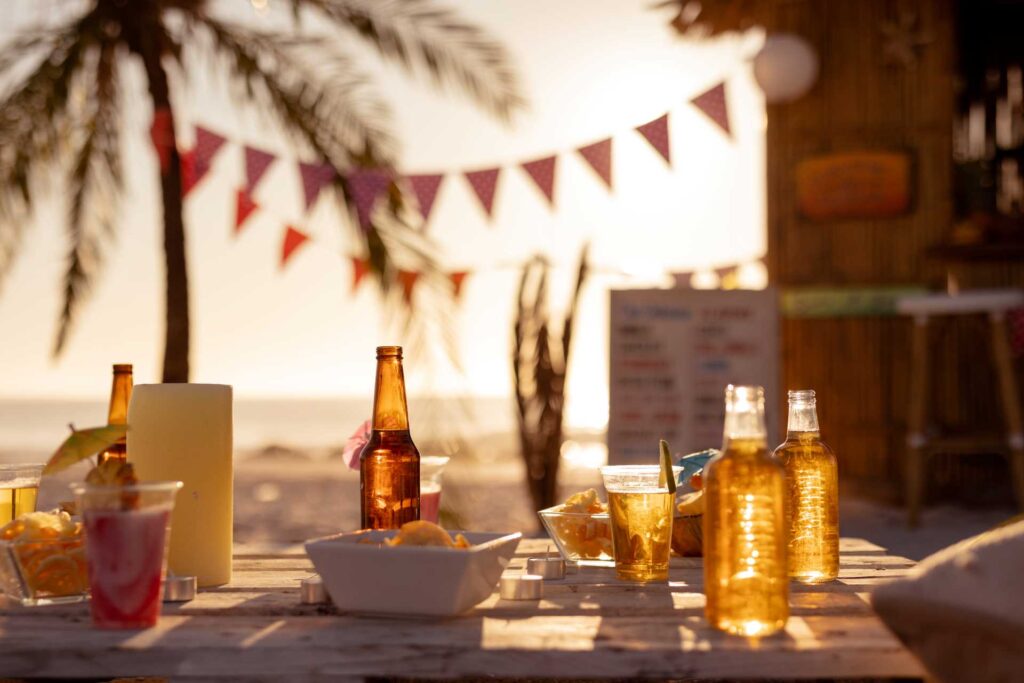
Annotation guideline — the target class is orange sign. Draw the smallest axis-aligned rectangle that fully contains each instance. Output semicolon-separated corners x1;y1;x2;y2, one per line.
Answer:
795;151;911;220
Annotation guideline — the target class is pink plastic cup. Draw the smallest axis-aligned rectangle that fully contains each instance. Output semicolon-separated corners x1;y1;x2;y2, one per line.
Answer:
72;481;182;629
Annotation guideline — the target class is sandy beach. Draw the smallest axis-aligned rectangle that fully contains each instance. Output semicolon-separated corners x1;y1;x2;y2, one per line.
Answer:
27;429;1016;563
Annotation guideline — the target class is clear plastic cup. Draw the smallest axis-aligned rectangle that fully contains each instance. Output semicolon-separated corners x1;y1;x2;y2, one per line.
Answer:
419;456;450;524
72;481;182;629
0;464;43;526
600;465;680;582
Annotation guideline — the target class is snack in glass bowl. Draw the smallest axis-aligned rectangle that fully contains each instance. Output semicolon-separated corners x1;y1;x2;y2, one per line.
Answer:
538;489;613;565
0;510;89;606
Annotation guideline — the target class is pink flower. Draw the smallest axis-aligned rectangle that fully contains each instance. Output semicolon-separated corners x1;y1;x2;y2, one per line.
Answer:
342;419;372;470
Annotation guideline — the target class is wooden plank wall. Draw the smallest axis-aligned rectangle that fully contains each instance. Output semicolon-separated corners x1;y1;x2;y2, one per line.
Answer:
762;0;1019;504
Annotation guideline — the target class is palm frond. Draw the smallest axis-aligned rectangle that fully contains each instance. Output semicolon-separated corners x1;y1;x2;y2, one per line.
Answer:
54;40;123;356
185;16;437;302
0;15;97;293
296;0;525;122
185;17;396;168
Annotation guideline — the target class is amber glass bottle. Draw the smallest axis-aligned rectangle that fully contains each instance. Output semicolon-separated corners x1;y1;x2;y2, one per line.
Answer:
97;364;133;466
359;346;420;529
704;385;788;637
773;390;839;583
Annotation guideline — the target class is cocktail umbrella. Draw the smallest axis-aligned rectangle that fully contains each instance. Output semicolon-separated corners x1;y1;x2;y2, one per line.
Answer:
43;425;128;475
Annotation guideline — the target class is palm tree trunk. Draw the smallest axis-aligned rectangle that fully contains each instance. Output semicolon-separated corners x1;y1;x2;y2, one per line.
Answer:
137;31;190;383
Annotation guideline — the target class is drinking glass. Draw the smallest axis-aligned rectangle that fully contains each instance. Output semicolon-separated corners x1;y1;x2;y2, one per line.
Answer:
72;481;182;629
419;456;450;524
0;464;43;526
600;465;679;582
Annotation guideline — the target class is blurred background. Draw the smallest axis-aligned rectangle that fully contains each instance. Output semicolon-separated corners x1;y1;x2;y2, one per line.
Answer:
1;0;1022;554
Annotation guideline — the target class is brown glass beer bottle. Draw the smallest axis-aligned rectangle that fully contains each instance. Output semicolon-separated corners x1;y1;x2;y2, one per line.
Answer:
97;364;133;466
359;346;420;529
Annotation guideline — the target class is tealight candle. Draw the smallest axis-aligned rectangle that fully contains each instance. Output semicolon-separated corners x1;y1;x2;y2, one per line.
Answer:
499;574;544;601
128;384;233;587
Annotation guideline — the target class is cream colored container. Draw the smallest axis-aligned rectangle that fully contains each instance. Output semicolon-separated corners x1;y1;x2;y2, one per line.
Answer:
127;384;233;587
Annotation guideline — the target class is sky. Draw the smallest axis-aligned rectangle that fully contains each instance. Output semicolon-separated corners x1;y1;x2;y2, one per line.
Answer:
0;0;766;431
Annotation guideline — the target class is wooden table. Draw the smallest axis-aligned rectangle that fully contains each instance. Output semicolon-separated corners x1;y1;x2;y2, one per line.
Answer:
0;538;925;681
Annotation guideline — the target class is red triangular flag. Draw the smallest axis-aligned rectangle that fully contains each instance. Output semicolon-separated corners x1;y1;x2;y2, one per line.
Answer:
577;138;613;190
691;82;731;137
280;225;310;268
351;257;371;292
464;168;501;218
636;114;671;166
450;271;469;299
244;146;276;193
150;107;174;173
521;156;558;207
398;270;419;304
194;126;227;170
298;161;336;211
348;169;392;233
407;174;444;227
180;149;210;198
234;188;258;235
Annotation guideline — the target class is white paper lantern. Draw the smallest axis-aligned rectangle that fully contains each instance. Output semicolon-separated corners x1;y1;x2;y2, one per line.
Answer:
753;34;820;104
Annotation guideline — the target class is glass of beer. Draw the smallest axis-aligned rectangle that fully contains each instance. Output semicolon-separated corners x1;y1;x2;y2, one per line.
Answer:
0;464;43;525
600;465;679;582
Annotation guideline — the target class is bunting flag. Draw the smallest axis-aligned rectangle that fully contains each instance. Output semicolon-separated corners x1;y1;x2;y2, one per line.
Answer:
351;256;371;293
636;114;671;166
398;269;420;303
298;161;336;211
407;174;444;227
348;169;392;233
450;271;469;299
521;155;558;207
150;107;174;173
179;149;207;197
234;188;258;235
194;126;227;170
464;168;501;218
244;146;277;193
691;82;731;137
577;138;613;190
280;225;310;268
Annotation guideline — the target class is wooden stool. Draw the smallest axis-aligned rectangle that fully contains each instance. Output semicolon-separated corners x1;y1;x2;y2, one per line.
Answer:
897;289;1024;526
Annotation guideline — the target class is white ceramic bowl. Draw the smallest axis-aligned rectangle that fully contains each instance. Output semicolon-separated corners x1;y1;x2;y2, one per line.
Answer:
304;529;522;618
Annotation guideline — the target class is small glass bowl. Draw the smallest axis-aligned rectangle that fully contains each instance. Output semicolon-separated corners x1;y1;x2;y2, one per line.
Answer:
538;506;614;566
0;536;89;606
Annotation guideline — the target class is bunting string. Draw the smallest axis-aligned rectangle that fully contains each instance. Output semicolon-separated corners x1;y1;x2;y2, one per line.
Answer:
172;78;754;304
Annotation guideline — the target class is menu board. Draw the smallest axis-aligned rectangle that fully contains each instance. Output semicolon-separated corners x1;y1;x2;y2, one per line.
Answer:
608;288;780;464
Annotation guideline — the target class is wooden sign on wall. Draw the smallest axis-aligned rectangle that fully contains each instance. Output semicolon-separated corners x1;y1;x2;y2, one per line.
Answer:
608;289;780;464
796;151;912;220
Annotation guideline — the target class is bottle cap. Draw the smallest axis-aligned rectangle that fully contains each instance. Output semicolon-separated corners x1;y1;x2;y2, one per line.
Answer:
300;575;330;604
499;574;544;600
163;574;197;602
526;556;566;580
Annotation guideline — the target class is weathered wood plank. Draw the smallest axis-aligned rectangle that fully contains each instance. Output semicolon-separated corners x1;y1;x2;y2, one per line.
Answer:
0;538;924;680
0;613;924;680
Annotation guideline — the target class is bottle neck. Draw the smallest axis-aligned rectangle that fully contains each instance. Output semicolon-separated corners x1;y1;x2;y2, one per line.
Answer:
786;400;820;436
722;386;768;448
371;357;410;431
107;370;133;426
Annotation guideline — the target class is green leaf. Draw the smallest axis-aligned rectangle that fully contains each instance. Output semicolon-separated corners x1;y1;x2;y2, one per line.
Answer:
659;439;677;494
43;425;128;475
